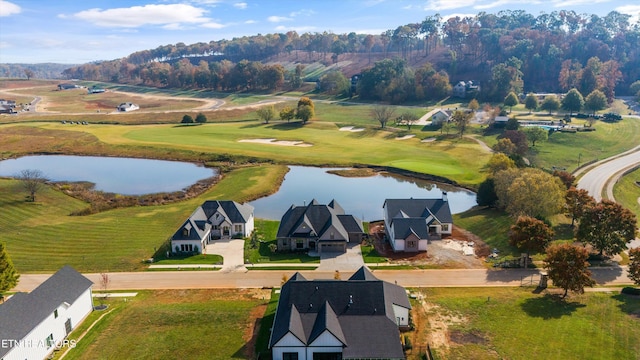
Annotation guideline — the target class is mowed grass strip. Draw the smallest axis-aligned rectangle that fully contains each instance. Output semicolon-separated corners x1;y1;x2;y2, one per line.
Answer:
420;287;640;360
62;289;268;360
613;167;640;226
0;165;289;272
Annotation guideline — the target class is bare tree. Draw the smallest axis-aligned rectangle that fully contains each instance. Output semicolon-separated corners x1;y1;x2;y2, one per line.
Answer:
99;272;110;306
16;169;47;202
370;105;395;129
399;111;419;131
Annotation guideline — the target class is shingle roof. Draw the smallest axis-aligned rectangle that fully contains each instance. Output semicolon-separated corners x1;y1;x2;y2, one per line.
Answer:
270;266;410;359
276;199;362;241
0;266;93;357
391;217;431;240
384;198;452;224
201;200;254;223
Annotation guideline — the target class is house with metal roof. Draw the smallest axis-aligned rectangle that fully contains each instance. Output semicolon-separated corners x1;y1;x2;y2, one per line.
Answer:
383;194;453;252
269;266;411;360
0;266;93;360
276;199;364;254
171;200;254;254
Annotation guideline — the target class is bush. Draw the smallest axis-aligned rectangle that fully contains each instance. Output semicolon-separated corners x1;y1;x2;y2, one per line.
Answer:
621;287;640;295
181;114;194;123
403;335;412;350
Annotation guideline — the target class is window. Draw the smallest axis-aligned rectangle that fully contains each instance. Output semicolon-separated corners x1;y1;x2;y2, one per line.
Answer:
212;225;219;230
54;309;58;318
330;232;334;240
234;225;242;233
46;334;54;348
182;228;189;236
441;224;449;232
283;353;299;360
296;240;304;249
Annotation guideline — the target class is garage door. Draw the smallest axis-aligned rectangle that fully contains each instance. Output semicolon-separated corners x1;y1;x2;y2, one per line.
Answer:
321;243;345;253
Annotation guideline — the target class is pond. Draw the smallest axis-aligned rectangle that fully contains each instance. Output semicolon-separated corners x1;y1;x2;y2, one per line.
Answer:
0;155;217;195
250;166;477;221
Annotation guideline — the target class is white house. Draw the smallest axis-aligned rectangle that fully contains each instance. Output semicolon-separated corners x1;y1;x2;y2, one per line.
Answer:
0;266;93;360
383;194;453;252
269;267;411;360
116;102;139;112
171;200;255;254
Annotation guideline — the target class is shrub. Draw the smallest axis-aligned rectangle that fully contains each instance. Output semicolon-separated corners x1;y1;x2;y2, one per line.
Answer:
181;114;194;123
403;335;412;350
621;287;640;295
268;244;277;253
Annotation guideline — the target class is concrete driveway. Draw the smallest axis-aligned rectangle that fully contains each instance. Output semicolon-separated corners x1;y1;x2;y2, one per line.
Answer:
315;243;365;272
205;238;246;272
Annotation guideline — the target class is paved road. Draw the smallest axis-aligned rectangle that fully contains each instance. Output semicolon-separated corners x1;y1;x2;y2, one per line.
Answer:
14;266;631;292
576;145;640;202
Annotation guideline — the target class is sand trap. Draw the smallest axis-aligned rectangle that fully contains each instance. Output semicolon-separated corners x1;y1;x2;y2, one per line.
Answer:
339;126;365;132
421;137;436;143
395;134;415;140
238;138;312;147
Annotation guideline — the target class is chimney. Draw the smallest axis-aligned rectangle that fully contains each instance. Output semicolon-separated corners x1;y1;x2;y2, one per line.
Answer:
442;191;448;202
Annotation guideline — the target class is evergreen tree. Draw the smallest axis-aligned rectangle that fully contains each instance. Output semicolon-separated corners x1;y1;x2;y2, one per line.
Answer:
0;242;20;298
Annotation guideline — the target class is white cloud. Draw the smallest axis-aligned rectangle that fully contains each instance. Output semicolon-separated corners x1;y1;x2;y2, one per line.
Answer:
244;19;257;24
475;0;539;10
69;4;210;28
162;23;184;30
616;4;640;25
268;15;292;23
234;2;248;9
290;9;315;17
551;0;610;7
423;0;478;11
0;0;21;16
441;13;477;21
274;25;316;32
0;41;10;49
201;21;225;29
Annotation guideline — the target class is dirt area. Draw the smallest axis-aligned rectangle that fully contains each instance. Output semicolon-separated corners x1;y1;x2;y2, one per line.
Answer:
368;222;489;269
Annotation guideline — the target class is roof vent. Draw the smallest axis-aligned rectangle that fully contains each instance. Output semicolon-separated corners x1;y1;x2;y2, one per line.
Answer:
349;295;353;305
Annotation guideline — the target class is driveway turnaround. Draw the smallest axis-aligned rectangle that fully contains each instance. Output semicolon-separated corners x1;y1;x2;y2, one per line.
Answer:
316;243;365;272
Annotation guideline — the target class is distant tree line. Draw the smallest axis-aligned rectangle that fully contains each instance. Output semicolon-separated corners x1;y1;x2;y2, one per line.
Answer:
61;9;640;102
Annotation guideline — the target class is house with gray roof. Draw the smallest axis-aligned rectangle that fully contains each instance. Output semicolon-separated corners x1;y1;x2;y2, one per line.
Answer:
276;199;364;254
171;200;254;254
383;193;453;252
0;266;93;360
269;266;411;360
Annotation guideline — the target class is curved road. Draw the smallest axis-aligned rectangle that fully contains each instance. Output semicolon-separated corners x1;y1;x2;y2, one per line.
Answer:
576;145;640;202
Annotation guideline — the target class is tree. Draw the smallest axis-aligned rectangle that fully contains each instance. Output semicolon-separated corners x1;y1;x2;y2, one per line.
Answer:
576;200;637;256
584;89;607;116
279;106;295;122
487;153;515;174
0;242;19;299
509;216;554;255
505;117;519;130
297;97;314;111
256;105;276;124
399;111;419;130
501;130;528;156
492;138;516;155
319;71;349;96
553;170;576;190
476;178;498;207
295;105;314;123
468;99;479;112
523;126;548;146
504;92;519;113
628;247;640;286
544;243;595;298
195;113;207;123
540;95;561;115
181;114;194;123
494;168;565;218
562;88;584;116
451;110;472;138
24;69;34;80
17;169;47;202
565;187;596;227
524;93;538;113
370;105;395;129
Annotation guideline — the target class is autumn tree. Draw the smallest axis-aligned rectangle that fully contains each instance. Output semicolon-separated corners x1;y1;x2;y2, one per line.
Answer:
279;106;295;122
509;216;554;256
468;99;479;112
399;111;419;130
181;114;194;123
0;242;19;299
544;243;595;298
524;93;538;113
195;113;207;123
584;89;607;116
565;187;596;227
296;105;314;123
501;130;528;156
576;200;637;256
451;110;473;138
628;248;640;286
256;105;276;124
492;138;517;156
370;105;395;129
540;95;561;115
24;68;34;80
17;169;47;202
553;170;576;189
523;126;548;146
486;153;515;174
494;168;565;218
504;92;519;113
562;88;584;116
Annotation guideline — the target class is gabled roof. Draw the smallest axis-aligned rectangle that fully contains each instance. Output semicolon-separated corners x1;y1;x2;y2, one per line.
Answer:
384;198;452;224
201;200;254;224
171;206;211;241
391;218;431;240
0;266;93;358
270;266;410;359
277;199;362;240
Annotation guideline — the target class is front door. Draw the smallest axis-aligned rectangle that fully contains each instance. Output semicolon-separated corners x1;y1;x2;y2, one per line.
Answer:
309;241;316;250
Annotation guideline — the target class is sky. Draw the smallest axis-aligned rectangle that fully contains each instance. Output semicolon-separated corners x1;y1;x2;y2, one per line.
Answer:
0;0;638;64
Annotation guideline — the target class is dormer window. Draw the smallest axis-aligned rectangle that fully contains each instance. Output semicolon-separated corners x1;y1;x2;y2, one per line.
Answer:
182;228;189;237
54;309;58;318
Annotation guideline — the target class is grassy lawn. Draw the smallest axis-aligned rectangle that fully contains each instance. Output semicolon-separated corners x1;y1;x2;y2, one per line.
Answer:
244;220;320;264
0;165;289;273
415;287;640;360
361;244;388;263
151;253;223;265
613;167;640;227
255;289;280;359
60;289;270;360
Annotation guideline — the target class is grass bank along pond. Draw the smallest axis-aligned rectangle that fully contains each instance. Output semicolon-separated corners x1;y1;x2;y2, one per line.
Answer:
249;166;477;221
0;155;217;195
